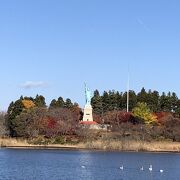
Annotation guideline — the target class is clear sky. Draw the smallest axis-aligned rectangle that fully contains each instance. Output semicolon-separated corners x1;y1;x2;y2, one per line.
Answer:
0;0;180;110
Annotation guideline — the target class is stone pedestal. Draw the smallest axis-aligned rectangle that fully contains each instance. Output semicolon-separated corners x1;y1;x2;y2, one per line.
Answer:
83;104;93;122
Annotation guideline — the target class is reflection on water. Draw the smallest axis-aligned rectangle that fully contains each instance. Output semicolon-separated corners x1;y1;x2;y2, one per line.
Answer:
0;149;180;180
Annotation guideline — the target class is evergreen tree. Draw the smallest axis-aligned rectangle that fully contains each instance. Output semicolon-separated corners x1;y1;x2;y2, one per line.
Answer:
108;90;119;111
122;90;137;111
49;99;58;108
34;95;46;107
170;92;178;112
137;87;148;103
160;92;171;112
147;90;160;112
73;102;79;107
57;97;65;108
91;90;103;115
65;98;73;108
6;99;24;136
129;90;137;111
102;91;110;112
117;92;123;110
122;92;128;110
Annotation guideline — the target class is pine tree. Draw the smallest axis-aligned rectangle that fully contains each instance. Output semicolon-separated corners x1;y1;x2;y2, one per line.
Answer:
129;90;137;111
65;98;73;108
49;99;58;108
147;90;160;112
91;90;103;115
6;99;24;136
102;91;110;112
160;92;171;112
57;97;65;108
34;95;46;107
108;90;118;111
137;88;148;103
122;90;137;111
117;92;123;110
170;92;178;112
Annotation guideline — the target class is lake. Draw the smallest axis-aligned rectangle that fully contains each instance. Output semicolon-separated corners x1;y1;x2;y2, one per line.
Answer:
0;148;180;180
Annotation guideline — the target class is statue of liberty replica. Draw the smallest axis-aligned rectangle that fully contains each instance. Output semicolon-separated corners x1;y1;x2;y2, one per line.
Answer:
82;83;94;122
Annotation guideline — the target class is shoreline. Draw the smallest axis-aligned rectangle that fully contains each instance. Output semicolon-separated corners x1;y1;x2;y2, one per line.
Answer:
1;138;180;153
2;146;180;154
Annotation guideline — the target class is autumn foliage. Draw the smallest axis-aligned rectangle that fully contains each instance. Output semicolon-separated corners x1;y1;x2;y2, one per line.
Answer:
132;102;157;124
22;100;36;109
4;91;180;142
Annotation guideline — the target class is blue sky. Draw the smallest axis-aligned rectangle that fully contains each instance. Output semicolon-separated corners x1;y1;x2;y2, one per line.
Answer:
0;0;180;110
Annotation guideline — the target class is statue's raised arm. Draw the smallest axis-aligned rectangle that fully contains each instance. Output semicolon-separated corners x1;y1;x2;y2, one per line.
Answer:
85;83;91;105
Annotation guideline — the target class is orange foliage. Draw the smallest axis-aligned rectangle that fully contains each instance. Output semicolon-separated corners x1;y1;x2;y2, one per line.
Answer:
154;112;172;124
22;100;36;109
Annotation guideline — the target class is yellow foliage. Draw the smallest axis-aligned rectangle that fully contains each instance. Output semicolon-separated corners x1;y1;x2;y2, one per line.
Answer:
132;102;157;124
22;100;35;109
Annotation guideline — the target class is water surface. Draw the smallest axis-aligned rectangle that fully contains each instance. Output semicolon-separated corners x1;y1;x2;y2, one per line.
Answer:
0;148;179;180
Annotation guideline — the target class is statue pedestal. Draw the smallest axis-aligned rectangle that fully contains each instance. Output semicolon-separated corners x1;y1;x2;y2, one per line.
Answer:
83;104;93;122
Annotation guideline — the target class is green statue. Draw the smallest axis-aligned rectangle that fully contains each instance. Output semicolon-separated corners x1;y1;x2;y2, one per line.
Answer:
84;83;91;105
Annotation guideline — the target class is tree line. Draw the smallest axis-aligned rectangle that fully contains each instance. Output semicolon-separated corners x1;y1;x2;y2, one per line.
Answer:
91;88;180;115
0;88;179;142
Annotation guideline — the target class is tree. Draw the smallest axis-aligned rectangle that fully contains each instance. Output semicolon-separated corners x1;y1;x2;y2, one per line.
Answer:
170;92;178;112
57;97;65;108
49;99;58;108
6;99;24;136
122;90;137;111
91;90;103;115
159;92;171;112
161;115;180;141
6;95;45;137
70;103;82;122
34;95;46;107
49;97;65;109
64;98;73;109
13;107;47;137
22;99;36;109
132;102;157;124
102;110;132;130
137;88;148;103
147;90;160;112
102;91;110;112
46;108;78;137
117;92;123;110
108;90;119;111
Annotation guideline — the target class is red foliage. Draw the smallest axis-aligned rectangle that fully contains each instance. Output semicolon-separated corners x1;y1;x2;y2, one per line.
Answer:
47;118;57;129
118;111;132;123
103;110;133;126
93;113;103;124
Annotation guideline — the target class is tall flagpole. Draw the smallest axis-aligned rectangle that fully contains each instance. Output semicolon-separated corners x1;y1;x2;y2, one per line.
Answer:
127;66;130;113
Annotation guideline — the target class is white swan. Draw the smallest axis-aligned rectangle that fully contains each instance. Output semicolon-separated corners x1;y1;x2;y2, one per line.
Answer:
149;165;152;172
120;165;124;170
160;169;164;173
81;166;86;169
